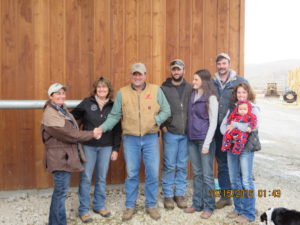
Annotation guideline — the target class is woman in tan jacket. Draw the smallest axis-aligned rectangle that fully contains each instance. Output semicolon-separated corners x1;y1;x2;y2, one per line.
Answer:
41;83;101;225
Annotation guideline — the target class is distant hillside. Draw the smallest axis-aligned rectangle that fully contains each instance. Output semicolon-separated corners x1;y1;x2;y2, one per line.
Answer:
244;59;300;90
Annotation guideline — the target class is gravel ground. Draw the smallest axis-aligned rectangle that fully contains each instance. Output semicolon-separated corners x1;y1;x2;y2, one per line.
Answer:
0;97;299;225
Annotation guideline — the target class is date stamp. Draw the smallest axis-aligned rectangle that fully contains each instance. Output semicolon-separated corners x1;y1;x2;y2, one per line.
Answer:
209;189;281;198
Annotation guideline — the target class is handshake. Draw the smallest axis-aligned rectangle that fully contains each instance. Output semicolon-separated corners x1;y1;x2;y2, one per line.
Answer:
93;127;103;139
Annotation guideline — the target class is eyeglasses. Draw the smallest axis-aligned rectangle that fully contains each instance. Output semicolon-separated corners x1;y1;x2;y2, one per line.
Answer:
170;60;184;67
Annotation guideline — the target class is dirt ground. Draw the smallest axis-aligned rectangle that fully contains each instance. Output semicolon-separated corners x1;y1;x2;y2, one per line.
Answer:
0;96;300;225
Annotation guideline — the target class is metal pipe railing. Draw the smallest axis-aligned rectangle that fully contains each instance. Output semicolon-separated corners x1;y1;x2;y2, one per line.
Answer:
0;100;81;109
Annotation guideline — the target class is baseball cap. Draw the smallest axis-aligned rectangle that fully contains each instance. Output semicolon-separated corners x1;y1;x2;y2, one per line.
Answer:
170;59;185;70
215;53;231;62
131;63;147;74
48;83;68;96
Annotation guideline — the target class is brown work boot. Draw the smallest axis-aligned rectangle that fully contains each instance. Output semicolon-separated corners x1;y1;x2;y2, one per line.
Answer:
183;207;196;213
164;197;175;210
174;196;187;209
93;208;111;217
215;198;232;209
79;214;93;223
227;211;239;218
146;208;161;220
200;210;212;219
122;208;136;221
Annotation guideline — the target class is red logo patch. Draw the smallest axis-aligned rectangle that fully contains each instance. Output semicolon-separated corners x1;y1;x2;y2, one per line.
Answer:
145;93;152;99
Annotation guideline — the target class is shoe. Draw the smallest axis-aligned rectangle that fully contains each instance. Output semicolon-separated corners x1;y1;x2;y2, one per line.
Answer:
93;208;111;217
164;197;175;210
227;211;239;218
200;211;212;219
146;208;161;220
235;215;250;224
122;208;136;221
174;196;187;209
184;207;196;213
215;198;232;209
79;214;93;223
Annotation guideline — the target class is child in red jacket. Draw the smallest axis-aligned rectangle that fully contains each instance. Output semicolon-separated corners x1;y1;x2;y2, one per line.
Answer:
221;100;257;155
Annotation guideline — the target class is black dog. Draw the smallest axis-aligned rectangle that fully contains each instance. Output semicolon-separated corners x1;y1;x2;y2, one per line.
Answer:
260;207;300;225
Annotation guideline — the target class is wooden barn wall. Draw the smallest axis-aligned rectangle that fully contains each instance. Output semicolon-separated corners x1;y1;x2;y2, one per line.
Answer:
0;0;244;190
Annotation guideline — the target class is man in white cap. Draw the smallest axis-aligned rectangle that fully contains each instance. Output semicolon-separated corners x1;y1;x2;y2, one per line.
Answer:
160;59;192;210
213;53;247;209
99;63;171;221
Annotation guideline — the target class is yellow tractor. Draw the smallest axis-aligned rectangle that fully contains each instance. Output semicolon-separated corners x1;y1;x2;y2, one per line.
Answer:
265;83;280;97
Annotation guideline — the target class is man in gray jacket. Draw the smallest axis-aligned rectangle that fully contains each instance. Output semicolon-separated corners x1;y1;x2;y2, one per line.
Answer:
213;53;247;209
161;59;192;210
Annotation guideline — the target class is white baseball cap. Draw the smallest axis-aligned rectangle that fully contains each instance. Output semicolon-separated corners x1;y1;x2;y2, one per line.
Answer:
48;83;68;96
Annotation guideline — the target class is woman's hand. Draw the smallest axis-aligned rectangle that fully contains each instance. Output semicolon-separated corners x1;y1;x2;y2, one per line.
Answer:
246;127;252;133
201;148;209;154
111;151;118;161
93;127;102;139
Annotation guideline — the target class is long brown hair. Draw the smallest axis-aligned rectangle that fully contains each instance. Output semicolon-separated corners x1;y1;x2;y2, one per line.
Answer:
90;77;114;99
194;69;217;110
232;82;256;103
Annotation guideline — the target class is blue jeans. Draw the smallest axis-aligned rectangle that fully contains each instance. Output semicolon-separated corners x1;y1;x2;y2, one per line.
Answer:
215;126;231;199
78;145;112;216
188;140;215;212
228;148;256;221
123;133;160;208
162;132;188;197
49;171;71;225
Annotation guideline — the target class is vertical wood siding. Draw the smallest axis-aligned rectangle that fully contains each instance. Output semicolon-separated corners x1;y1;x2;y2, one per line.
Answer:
0;0;244;190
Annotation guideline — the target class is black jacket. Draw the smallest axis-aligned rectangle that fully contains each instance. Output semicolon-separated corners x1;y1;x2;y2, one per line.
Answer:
71;97;121;151
161;78;192;135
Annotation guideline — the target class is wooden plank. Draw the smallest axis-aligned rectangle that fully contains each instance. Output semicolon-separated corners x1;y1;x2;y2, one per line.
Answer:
216;0;230;54
50;0;66;85
138;0;153;83
179;0;192;81
32;0;52;188
65;0;80;99
191;0;204;74
77;0;94;98
203;0;218;74
165;0;179;76
229;0;241;74
152;0;166;88
239;0;245;75
94;0;111;82
109;0;125;184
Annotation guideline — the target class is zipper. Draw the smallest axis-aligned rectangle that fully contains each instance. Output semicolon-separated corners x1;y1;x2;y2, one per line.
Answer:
137;92;141;135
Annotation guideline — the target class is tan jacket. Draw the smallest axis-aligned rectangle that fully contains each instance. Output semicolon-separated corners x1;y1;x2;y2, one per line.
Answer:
41;102;94;173
120;83;160;136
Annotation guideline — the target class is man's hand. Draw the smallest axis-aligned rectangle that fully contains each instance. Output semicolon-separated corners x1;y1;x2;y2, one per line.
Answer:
226;124;233;132
162;127;168;133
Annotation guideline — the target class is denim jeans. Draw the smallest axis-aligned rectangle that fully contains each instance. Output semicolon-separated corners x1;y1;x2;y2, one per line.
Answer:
123;133;160;208
78;145;112;216
49;171;71;225
162;132;188;197
215;125;231;199
188;140;215;212
228;148;256;221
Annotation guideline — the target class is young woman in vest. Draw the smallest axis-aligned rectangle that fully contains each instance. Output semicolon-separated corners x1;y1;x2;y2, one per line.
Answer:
41;83;101;225
220;82;259;223
71;77;121;223
185;69;218;219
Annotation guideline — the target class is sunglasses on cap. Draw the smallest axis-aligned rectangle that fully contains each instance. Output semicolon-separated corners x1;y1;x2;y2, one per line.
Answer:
170;60;184;67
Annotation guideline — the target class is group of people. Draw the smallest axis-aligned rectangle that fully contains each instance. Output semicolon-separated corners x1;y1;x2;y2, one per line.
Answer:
41;53;260;225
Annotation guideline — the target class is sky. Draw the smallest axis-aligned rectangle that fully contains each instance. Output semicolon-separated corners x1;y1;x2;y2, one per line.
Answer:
245;0;300;64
